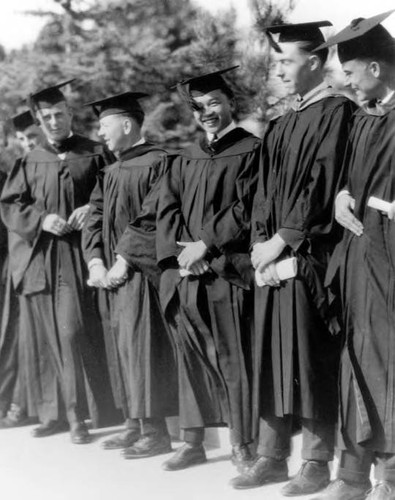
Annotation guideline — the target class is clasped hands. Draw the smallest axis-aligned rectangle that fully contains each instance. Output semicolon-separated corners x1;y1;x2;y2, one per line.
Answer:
88;256;129;289
42;205;90;236
177;240;209;276
251;234;286;287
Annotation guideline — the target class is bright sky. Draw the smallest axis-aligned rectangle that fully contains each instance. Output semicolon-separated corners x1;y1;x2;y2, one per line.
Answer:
0;0;394;50
0;0;61;50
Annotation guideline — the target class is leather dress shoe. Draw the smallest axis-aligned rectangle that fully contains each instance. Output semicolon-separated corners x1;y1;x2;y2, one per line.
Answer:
0;405;35;429
365;481;395;500
31;420;69;438
310;479;372;500
230;455;288;489
0;415;33;429
70;422;91;444
122;434;172;459
281;460;330;496
231;444;254;473
102;429;141;450
162;443;207;471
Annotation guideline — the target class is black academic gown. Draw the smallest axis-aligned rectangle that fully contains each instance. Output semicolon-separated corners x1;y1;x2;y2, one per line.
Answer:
83;143;178;420
0;135;117;426
326;101;395;453
157;128;260;444
251;93;356;430
0;171;20;416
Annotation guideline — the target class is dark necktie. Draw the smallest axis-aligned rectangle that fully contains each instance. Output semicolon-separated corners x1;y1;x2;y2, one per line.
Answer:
53;136;73;154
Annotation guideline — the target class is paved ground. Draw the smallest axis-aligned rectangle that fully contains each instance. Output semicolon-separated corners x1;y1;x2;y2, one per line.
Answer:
0;422;337;500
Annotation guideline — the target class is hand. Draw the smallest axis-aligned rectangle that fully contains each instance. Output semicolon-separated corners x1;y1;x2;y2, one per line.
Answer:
177;240;208;270
106;256;129;288
42;214;72;236
251;234;286;272
388;201;395;221
260;262;281;287
335;192;363;236
67;204;90;231
185;260;210;276
88;263;108;288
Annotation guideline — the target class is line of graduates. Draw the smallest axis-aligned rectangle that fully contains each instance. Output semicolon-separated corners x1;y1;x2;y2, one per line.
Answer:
0;9;395;500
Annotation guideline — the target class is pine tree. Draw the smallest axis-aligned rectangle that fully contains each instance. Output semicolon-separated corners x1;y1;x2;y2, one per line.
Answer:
0;0;296;154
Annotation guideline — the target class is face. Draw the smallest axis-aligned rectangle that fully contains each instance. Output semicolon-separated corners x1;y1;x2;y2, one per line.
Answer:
342;59;382;103
36;101;73;142
98;114;134;153
191;89;234;135
274;42;315;96
16;124;43;152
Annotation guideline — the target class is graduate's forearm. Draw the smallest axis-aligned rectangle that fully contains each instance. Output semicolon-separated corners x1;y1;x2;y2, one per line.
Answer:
199;202;251;253
281;105;354;243
1;201;48;242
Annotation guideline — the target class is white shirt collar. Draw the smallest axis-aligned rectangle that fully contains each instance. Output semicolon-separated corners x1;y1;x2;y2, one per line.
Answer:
296;81;328;104
132;137;146;147
207;121;236;142
379;90;395;105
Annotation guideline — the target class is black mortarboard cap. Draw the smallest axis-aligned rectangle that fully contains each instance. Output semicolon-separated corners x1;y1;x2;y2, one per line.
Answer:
315;10;395;63
85;91;148;120
28;79;75;110
264;21;332;51
174;66;238;108
11;110;35;132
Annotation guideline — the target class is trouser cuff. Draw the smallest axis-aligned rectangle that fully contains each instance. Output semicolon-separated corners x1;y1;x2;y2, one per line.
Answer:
183;427;205;445
301;449;333;462
229;428;250;447
338;466;370;484
257;445;290;460
141;417;168;437
125;418;141;431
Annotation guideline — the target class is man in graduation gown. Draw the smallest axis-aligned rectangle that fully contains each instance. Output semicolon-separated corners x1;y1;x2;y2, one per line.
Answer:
12;110;45;154
312;11;395;500
0;169;11;419
0;111;44;428
0;80;117;444
82;92;177;458
231;22;356;495
156;67;260;472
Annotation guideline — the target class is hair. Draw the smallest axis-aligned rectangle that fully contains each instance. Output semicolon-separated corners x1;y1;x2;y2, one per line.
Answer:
361;47;395;66
118;109;145;128
180;79;235;110
296;40;329;65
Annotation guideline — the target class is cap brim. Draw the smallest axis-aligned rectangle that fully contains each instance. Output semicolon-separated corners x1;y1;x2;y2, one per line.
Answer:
171;65;239;89
85;91;149;108
315;9;395;50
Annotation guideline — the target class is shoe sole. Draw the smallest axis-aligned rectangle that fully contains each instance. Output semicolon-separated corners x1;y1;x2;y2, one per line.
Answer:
308;489;367;500
231;474;289;490
282;485;329;496
31;426;69;438
123;448;173;459
102;441;139;450
71;439;92;445
162;456;207;471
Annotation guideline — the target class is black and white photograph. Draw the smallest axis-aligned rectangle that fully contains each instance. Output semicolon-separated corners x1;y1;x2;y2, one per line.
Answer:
0;1;395;499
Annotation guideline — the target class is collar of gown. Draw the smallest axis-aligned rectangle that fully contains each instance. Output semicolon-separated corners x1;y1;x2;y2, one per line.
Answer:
291;82;340;112
206;121;236;142
362;90;395;116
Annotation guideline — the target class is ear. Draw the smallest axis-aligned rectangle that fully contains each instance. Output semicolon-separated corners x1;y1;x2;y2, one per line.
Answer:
65;104;73;119
308;54;321;72
368;61;381;78
123;117;133;134
35;110;44;126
